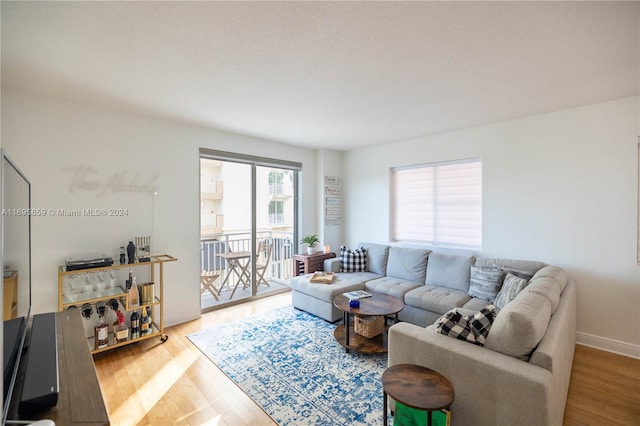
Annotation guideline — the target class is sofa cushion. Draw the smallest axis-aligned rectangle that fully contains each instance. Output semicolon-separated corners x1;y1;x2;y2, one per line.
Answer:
474;257;545;281
485;290;552;360
359;242;390;275
340;246;367;272
385;246;430;283
494;272;528;310
404;285;471;315
531;265;568;292
468;266;504;301
434;305;497;346
364;277;423;299
526;276;563;313
290;271;380;301
461;297;493;311
425;252;475;292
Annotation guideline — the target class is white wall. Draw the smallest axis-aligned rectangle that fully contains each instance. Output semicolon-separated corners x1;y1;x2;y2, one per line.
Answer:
317;149;343;251
3;89;638;355
1;89;319;326
343;97;640;356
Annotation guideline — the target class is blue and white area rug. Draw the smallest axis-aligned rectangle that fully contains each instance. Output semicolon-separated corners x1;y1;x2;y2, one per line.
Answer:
187;305;389;425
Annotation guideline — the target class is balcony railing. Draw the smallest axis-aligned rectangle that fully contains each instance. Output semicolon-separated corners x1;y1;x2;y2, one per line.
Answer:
200;231;294;288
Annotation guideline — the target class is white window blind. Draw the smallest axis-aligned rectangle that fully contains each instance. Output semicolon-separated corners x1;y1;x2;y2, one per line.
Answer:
390;158;482;249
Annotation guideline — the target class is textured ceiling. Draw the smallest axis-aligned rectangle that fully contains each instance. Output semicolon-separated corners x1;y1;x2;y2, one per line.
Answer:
2;1;638;151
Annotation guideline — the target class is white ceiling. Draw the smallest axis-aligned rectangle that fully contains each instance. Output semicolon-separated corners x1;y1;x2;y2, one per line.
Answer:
2;1;638;151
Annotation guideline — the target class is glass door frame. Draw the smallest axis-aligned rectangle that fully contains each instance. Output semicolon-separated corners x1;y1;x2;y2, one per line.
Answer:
199;148;301;311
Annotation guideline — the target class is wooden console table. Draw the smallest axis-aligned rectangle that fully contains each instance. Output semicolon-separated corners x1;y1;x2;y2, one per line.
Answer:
7;309;110;425
293;252;336;276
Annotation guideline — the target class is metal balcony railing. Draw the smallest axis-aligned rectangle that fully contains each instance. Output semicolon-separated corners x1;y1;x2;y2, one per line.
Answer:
200;231;294;288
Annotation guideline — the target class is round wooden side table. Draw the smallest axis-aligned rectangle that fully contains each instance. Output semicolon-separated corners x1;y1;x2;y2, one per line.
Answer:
332;292;404;354
382;364;455;426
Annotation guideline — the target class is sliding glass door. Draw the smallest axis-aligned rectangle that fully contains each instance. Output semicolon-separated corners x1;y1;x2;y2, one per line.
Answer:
200;150;299;312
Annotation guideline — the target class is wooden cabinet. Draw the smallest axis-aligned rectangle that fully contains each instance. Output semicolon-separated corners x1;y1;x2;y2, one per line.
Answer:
7;310;110;425
293;252;336;276
3;270;18;320
57;254;177;354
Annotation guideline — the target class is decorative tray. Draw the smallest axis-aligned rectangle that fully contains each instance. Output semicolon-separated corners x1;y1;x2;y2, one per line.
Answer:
309;272;335;284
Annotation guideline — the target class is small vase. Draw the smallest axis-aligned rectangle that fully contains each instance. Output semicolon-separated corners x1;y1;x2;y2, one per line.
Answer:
307;246;314;255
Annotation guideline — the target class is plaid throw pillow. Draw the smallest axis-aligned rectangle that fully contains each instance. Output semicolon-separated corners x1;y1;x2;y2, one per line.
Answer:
434;305;497;346
339;245;368;272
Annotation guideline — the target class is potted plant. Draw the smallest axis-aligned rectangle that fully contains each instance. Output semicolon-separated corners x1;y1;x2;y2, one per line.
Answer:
301;234;319;254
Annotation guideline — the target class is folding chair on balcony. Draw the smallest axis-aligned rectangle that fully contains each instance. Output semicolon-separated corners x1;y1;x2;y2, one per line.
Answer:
255;241;272;288
200;270;221;301
201;241;228;301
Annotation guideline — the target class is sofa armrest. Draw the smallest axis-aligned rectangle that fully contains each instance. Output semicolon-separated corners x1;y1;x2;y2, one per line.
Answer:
389;323;556;426
324;258;341;273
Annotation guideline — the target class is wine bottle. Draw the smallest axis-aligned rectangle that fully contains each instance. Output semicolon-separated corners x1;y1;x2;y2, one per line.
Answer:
94;315;109;349
146;306;153;334
96;301;107;317
126;270;133;291
81;303;93;320
130;310;140;339
114;311;129;343
128;275;140;307
140;308;149;336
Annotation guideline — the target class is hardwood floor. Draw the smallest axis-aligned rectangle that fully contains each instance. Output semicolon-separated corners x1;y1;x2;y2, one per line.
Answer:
564;344;640;425
94;292;640;425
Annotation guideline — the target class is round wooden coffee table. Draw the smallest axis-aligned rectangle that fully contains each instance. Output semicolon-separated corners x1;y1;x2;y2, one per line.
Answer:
382;364;455;426
332;292;404;354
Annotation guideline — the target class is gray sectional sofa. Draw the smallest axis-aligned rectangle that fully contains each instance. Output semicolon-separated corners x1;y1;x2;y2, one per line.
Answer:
289;242;576;426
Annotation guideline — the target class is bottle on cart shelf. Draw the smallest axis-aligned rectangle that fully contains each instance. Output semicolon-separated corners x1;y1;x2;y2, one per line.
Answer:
109;298;122;334
146;306;153;332
128;275;140;307
127;241;136;264
114;311;129;343
110;300;119;334
126;270;133;291
119;245;126;264
81;303;93;320
94;315;109;350
130;310;140;339
96;301;107;317
140;308;150;336
108;298;119;312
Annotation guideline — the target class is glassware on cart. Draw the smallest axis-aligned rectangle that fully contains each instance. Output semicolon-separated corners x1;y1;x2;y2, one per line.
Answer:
107;270;117;289
63;275;78;301
95;272;106;292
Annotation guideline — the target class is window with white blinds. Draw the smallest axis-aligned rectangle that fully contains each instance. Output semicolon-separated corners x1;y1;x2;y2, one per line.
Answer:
390;158;482;249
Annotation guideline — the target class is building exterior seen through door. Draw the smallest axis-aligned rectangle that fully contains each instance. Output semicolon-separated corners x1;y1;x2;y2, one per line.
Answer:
199;150;299;312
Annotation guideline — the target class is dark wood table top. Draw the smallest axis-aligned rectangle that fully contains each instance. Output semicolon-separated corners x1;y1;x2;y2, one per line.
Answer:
382;364;455;411
8;310;110;425
333;291;405;316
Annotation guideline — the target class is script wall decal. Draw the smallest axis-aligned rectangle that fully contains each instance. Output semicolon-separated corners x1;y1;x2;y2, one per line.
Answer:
63;165;159;198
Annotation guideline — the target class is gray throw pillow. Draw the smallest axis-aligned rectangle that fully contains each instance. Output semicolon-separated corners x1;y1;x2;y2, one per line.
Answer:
494;272;529;310
469;266;504;302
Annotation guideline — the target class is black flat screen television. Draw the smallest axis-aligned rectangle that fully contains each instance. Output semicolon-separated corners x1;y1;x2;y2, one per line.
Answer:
1;149;32;422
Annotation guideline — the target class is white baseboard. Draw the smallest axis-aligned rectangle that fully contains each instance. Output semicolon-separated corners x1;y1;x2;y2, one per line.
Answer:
577;331;640;359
